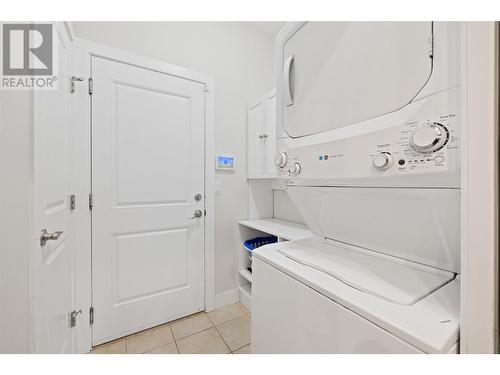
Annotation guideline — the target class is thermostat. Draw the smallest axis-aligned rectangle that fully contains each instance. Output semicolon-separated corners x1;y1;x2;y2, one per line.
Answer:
216;156;235;170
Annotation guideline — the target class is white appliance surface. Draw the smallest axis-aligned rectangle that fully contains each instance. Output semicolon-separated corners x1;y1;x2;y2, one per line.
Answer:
287;186;460;273
253;241;460;353
252;257;424;354
276;86;461;188
254;21;462;354
276;22;460;141
278;237;455;305
281;22;433;138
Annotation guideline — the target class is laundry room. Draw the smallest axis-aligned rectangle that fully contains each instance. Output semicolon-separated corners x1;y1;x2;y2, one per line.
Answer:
0;1;499;373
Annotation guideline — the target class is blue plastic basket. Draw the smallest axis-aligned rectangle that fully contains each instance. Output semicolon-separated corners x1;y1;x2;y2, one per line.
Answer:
243;236;278;253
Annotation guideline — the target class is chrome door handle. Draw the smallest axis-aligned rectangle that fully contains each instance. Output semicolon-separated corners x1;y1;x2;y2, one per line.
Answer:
190;210;203;219
40;229;63;246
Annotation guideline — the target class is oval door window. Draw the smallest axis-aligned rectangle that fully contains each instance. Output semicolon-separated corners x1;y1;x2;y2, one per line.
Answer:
282;22;433;138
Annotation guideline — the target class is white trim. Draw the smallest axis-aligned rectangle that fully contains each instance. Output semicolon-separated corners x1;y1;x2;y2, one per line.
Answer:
71;38;93;354
204;76;216;312
215;289;240;309
63;21;75;42
460;21;499;354
71;38;215;352
31;21;74;354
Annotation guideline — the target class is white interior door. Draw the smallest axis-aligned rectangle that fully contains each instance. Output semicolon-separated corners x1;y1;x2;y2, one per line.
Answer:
91;56;205;345
33;24;75;353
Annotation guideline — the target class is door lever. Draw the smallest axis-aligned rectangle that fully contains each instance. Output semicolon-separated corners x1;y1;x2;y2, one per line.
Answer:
189;210;203;219
70;76;84;94
40;229;63;246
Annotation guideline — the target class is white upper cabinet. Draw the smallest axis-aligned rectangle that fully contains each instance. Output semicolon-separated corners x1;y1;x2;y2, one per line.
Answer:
280;22;433;138
247;89;277;178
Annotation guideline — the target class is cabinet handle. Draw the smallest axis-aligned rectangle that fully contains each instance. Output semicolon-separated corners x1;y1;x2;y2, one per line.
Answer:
283;54;294;106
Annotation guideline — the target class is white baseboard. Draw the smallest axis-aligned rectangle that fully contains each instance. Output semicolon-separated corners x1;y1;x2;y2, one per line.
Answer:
214;288;239;309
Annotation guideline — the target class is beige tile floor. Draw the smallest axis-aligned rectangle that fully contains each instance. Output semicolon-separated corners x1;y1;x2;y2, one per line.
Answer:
91;303;251;354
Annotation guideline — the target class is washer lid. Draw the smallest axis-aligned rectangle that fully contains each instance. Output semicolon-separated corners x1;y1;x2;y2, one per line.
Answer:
286;186;461;273
278;237;455;305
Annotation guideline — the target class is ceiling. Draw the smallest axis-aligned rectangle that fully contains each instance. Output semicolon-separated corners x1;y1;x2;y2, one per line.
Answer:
241;22;286;38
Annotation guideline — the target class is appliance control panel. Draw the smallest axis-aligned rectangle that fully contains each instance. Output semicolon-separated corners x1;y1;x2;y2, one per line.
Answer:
274;88;460;187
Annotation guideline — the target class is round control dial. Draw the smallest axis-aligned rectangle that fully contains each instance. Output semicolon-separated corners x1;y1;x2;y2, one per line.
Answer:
289;162;301;175
274;152;288;168
372;153;393;170
409;123;449;153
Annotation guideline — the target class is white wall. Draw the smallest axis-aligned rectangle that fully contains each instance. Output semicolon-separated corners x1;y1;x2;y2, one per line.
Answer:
273;189;305;224
72;22;275;302
0;90;33;353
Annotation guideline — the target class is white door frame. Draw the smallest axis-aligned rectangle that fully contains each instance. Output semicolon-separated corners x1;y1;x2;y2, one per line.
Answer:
70;37;215;353
460;21;499;353
31;21;75;353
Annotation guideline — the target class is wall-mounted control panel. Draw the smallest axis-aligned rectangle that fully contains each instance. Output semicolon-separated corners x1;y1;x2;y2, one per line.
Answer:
274;88;460;188
216;155;235;171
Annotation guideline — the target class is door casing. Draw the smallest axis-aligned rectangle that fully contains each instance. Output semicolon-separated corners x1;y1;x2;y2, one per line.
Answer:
32;21;75;354
70;37;215;353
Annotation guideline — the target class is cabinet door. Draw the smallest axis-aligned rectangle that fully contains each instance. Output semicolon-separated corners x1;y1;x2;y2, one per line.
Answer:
263;90;277;176
247;99;265;177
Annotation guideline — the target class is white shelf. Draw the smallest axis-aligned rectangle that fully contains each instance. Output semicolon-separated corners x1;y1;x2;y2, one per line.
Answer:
238;218;313;241
247;174;278;180
238;268;253;283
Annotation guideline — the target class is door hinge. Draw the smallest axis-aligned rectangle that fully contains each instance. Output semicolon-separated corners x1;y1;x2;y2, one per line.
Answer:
88;78;94;95
89;307;94;325
429;35;434;58
69;194;76;211
89;193;93;210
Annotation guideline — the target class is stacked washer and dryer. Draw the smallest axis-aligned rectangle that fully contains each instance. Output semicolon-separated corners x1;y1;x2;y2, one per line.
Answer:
251;22;462;353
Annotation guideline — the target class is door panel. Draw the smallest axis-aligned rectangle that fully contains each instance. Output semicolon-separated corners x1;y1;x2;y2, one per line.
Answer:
113;83;190;206
33;24;75;353
282;22;433;138
91;57;205;344
113;229;189;304
264;91;276;175
247;100;265;177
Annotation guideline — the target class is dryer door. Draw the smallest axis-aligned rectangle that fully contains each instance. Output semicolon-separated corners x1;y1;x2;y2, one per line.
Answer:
281;22;433;138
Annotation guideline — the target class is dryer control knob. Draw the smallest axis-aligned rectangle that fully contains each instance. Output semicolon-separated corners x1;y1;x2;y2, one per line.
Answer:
409;123;448;153
289;162;302;175
274;152;288;168
372;153;393;170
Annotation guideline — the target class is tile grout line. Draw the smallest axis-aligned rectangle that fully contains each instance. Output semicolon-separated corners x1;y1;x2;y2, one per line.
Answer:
173;311;248;343
209;311;249;328
94;306;250;354
172;312;214;343
212;324;231;353
214;313;251;353
173;311;250;353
